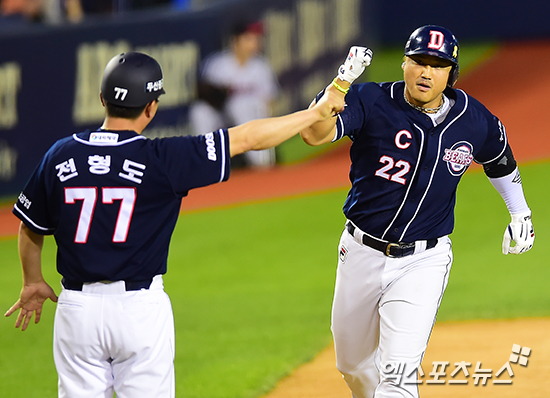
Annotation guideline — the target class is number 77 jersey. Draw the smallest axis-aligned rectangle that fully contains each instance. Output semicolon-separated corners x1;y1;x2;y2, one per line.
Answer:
13;129;231;282
334;81;507;243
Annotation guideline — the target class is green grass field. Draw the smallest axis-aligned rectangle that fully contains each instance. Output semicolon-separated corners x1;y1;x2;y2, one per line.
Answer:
0;160;548;398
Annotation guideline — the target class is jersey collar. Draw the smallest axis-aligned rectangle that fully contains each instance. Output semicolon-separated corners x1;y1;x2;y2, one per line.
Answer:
393;81;467;127
73;129;146;147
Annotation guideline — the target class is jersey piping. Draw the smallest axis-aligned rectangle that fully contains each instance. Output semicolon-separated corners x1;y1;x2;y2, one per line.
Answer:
333;114;346;142
379;85;470;241
13;203;54;233
217;129;228;182
474;121;508;164
395;90;470;241
381;123;425;240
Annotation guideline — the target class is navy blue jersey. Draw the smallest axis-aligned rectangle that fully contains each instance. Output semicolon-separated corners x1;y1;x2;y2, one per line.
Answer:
13;129;230;282
334;81;507;242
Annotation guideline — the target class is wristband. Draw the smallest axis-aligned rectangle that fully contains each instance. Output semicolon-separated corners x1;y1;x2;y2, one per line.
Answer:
332;78;349;94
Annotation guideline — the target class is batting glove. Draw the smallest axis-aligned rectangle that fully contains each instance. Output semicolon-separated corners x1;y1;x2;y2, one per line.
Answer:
502;210;535;255
338;46;373;84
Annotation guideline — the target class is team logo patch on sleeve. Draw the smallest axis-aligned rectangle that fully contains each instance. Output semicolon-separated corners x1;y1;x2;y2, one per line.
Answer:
204;132;217;161
443;141;474;176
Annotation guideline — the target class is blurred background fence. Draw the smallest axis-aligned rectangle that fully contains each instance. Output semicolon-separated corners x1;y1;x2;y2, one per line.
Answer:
0;0;548;197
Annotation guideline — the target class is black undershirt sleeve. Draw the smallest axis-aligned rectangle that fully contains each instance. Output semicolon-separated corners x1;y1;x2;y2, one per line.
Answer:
482;144;517;178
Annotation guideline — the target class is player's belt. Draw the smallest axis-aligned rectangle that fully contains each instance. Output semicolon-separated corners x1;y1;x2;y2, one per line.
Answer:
346;223;438;258
61;277;153;291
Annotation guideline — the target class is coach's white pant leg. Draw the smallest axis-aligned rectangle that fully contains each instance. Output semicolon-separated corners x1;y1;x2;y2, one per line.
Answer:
331;230;386;398
54;289;115;398
54;276;175;398
111;277;175;398
375;237;453;398
243;148;276;168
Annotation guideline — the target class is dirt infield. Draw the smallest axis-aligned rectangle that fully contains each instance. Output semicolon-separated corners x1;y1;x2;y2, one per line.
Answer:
261;318;550;398
1;40;549;398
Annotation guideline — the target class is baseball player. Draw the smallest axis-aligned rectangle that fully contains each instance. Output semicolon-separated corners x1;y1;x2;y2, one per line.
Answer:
189;20;280;168
5;51;344;398
300;25;535;398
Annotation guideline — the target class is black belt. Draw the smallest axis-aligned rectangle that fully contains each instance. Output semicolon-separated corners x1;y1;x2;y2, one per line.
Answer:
346;223;438;258
61;277;153;291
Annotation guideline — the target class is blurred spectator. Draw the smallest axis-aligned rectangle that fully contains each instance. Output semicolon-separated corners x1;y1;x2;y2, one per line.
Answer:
0;0;44;23
1;0;192;27
64;0;83;22
40;0;83;24
189;20;280;169
0;0;85;26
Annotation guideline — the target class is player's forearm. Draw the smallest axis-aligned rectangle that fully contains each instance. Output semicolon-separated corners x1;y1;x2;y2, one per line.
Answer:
488;167;530;215
300;117;337;146
229;108;326;155
18;223;45;285
229;89;344;156
300;83;345;146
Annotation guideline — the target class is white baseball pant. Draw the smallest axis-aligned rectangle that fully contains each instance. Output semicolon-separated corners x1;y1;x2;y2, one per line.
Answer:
332;224;453;398
53;275;175;398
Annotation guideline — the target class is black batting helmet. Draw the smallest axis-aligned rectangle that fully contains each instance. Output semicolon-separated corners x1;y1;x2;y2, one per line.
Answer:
404;25;460;86
101;52;166;107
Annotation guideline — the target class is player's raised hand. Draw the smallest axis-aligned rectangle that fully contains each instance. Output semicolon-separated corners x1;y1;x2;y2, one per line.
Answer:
313;89;345;120
338;46;373;84
502;211;535;255
5;280;58;331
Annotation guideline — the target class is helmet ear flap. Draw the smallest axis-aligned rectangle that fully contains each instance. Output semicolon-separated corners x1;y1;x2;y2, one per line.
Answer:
448;64;460;87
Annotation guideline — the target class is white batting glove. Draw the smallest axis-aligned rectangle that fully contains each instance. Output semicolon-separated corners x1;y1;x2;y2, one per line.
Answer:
502;210;535;255
338;46;373;84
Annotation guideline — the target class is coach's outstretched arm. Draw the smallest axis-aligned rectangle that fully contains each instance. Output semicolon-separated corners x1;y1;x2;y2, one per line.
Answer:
228;89;344;157
301;46;373;146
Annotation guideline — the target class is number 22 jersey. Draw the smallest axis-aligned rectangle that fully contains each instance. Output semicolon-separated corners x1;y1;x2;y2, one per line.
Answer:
334;81;508;243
